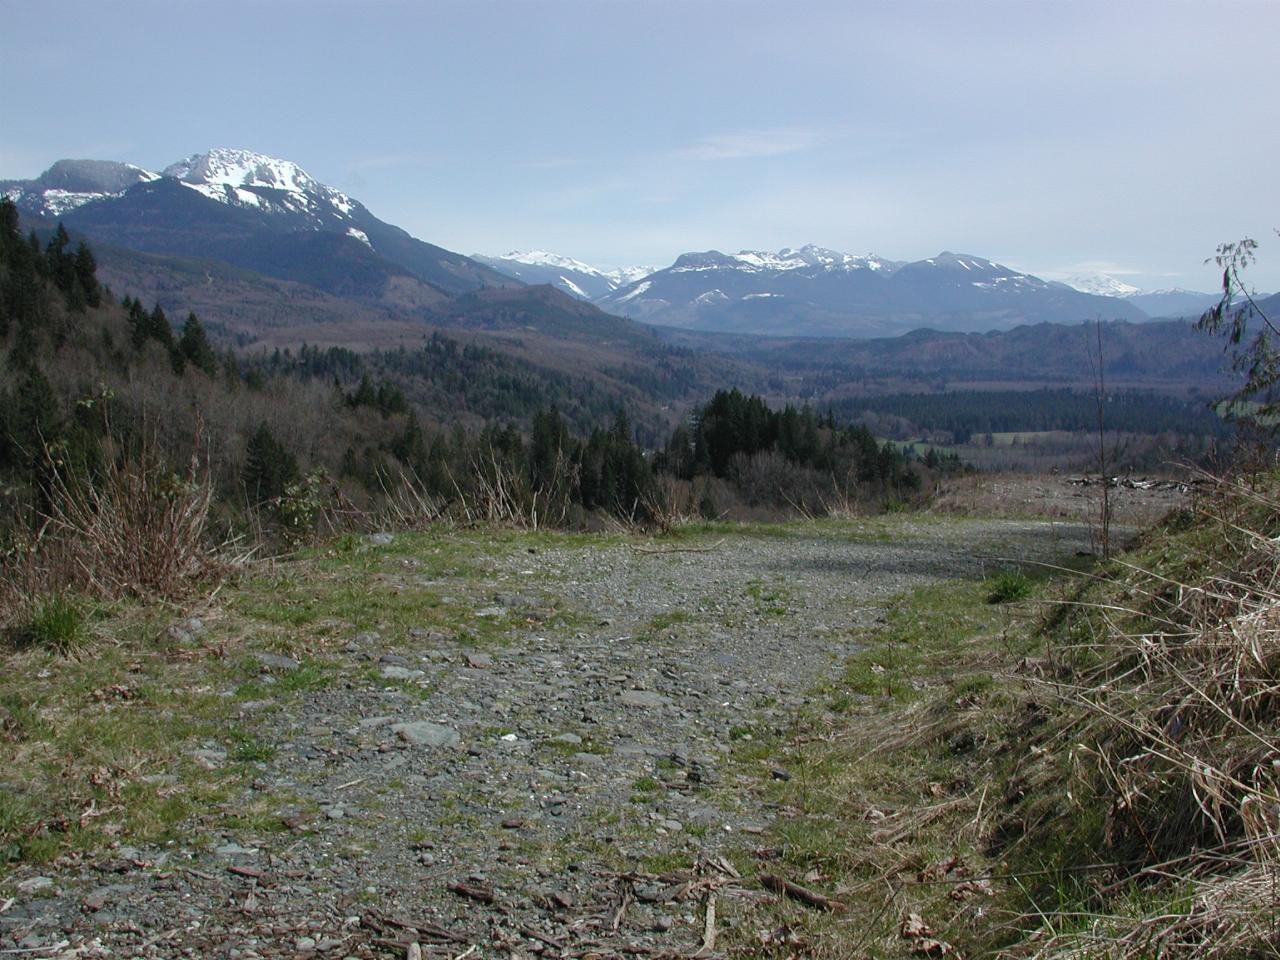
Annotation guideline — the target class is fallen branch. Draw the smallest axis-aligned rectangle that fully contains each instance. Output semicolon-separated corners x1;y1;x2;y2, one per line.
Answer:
760;874;844;912
611;880;634;931
449;881;496;905
520;927;566;950
697;892;717;955
362;909;470;943
631;539;726;556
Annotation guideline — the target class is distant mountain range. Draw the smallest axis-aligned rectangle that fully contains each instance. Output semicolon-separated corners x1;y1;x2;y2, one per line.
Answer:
1054;271;1224;318
589;246;1150;336
471;251;653;301
479;250;1228;333
2;149;513;302
1;149;1226;339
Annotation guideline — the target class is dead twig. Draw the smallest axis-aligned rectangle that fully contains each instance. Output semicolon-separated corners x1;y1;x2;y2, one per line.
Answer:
362;910;470;943
631;538;726;555
448;881;496;905
759;874;844;912
696;892;717;956
611;879;635;931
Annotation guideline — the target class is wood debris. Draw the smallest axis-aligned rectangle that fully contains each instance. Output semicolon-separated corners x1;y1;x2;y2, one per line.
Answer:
759;874;844;912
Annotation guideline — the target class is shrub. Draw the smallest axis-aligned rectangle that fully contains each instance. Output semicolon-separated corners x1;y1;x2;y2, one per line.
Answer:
11;594;83;653
986;570;1032;603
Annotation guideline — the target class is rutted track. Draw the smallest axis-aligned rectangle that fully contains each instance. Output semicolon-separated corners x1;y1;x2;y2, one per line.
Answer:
2;517;1098;958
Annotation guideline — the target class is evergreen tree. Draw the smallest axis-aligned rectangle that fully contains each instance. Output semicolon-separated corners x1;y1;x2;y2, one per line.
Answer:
148;303;174;347
8;368;61;523
73;242;101;308
242;423;299;505
179;312;218;375
529;405;571;491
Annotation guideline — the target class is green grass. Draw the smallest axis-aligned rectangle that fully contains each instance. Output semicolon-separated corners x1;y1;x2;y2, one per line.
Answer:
646;610;693;632
716;563;1084;958
986;569;1033;603
10;594;87;653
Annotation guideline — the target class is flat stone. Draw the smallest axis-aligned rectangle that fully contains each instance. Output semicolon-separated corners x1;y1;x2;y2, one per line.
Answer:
551;733;582;745
465;652;494;669
190;749;227;769
380;666;425;681
391;722;461;748
17;876;53;894
167;618;204;646
366;533;394;546
255;653;300;671
620;690;670;708
214;843;259;857
474;606;506;618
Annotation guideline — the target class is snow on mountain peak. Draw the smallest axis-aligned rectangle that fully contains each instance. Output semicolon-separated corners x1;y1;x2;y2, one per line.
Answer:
603;265;655;287
1060;273;1142;298
160;148;360;221
673;245;892;274
163;148;321;194
501;250;605;276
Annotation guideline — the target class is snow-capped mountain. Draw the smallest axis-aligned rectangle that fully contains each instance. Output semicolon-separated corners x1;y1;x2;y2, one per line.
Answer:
4;148;514;298
1052;273;1233;318
667;245;900;276
474;250;656;301
602;265;654;288
599;246;1149;337
1126;288;1224;319
160;148;363;231
1;159;160;218
1058;273;1143;298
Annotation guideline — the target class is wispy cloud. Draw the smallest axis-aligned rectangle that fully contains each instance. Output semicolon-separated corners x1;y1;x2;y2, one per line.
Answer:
671;127;823;161
1024;260;1146;282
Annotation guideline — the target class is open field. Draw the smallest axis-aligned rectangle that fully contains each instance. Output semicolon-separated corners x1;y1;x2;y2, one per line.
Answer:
0;505;1123;957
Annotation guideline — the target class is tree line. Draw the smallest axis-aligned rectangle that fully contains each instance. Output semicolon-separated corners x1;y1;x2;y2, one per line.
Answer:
1;200;938;548
832;388;1231;442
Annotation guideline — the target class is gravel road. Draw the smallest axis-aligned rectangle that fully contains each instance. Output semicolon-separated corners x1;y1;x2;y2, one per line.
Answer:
1;517;1100;959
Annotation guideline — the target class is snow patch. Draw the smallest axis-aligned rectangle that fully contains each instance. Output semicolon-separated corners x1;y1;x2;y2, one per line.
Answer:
604;265;656;287
1060;273;1142;297
346;227;372;248
164;148;320;195
559;276;589;299
615;281;651;303
38;190;110;216
179;181;227;202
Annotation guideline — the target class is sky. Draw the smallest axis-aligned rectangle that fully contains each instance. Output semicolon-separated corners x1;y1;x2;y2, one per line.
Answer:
4;0;1279;292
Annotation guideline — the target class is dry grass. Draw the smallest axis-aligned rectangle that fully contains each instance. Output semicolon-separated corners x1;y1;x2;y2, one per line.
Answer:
0;437;228;622
1007;470;1280;958
717;469;1278;958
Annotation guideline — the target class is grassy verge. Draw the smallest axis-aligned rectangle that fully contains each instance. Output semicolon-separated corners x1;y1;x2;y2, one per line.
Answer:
0;525;588;876
716;563;1084;958
0;599;259;867
721;474;1280;959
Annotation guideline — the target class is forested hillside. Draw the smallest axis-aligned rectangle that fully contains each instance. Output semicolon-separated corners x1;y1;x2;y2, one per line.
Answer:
1;202;943;603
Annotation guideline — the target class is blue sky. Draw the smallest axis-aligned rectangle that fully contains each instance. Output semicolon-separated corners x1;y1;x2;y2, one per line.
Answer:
4;0;1279;291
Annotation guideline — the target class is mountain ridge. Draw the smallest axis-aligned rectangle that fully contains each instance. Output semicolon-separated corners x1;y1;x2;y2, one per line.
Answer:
4;148;514;298
596;244;1150;337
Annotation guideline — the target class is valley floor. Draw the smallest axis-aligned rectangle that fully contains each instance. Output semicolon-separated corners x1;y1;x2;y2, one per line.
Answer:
1;513;1111;958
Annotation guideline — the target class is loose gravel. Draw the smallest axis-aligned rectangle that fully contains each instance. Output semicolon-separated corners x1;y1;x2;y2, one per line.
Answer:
1;517;1100;958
